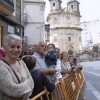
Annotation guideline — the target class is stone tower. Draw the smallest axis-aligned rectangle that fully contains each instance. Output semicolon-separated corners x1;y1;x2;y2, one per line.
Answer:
47;0;82;53
67;0;80;13
49;0;62;12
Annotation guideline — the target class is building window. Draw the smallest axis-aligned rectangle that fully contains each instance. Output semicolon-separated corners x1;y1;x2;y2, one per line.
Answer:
77;5;79;12
54;36;58;43
8;25;14;34
52;3;55;9
71;5;73;9
24;13;27;23
22;36;27;44
53;3;55;7
12;0;16;16
79;36;81;42
84;24;87;27
53;2;55;9
77;18;80;22
67;15;70;22
68;37;71;42
40;5;44;10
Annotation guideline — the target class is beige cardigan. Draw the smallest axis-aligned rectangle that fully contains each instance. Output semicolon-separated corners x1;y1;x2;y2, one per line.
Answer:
0;60;34;100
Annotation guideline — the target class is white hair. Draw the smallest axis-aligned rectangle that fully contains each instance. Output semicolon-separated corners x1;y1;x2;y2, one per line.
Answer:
3;34;22;48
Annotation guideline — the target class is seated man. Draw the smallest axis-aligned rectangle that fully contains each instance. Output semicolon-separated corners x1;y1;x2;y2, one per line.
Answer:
22;55;55;99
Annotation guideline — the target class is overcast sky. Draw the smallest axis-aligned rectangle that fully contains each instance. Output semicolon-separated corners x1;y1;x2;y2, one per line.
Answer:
44;0;100;23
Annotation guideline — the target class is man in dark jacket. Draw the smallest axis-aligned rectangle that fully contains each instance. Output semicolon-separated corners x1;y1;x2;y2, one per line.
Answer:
22;55;55;99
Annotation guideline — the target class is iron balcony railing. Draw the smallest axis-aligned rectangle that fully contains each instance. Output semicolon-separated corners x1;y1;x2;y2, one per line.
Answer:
2;0;14;8
0;0;14;15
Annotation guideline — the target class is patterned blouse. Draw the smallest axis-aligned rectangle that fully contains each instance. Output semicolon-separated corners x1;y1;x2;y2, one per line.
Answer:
61;61;71;71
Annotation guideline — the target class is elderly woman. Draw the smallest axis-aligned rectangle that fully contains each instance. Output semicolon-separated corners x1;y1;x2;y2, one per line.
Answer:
0;34;34;100
60;52;71;76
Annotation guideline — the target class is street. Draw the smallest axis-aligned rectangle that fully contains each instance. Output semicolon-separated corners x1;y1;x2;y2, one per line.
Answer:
81;61;100;100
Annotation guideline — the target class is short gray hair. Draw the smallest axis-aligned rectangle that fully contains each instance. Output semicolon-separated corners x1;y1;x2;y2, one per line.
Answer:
3;34;22;48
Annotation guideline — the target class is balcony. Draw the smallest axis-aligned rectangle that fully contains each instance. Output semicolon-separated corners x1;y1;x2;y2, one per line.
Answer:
0;0;14;16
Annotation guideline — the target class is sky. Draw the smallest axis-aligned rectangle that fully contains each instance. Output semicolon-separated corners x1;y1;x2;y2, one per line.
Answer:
44;0;100;23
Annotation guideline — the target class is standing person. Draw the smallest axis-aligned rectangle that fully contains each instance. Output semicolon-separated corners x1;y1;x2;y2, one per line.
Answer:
69;55;77;71
20;46;34;58
60;52;71;76
33;42;56;82
55;47;60;59
50;46;62;81
45;44;62;82
22;55;55;99
26;46;34;55
0;34;34;100
45;44;57;68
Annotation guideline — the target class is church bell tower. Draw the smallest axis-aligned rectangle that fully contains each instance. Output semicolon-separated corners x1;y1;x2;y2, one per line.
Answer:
67;0;80;13
49;0;62;12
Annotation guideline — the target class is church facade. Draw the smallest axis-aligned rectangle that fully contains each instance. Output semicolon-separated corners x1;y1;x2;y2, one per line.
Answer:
47;0;82;53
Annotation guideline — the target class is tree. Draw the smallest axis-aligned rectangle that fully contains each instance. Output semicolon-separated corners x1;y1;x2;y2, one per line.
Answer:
92;46;99;56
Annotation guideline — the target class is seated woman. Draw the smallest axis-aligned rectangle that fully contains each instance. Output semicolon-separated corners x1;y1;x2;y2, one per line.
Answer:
22;55;55;99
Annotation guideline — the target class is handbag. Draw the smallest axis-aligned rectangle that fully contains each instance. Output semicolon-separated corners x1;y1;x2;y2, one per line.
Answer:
1;59;25;100
2;59;20;83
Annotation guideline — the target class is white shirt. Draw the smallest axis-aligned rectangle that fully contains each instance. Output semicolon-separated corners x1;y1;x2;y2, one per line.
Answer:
33;52;48;70
55;59;62;79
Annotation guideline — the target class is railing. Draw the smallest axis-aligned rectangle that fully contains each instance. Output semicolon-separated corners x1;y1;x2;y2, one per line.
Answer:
0;0;14;16
31;67;86;100
2;0;14;8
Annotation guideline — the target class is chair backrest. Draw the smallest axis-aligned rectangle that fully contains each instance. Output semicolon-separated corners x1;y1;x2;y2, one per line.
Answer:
51;81;68;100
31;89;50;100
61;73;81;100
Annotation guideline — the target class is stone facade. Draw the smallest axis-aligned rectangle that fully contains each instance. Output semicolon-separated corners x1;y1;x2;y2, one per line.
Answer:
47;0;82;53
0;0;24;47
24;0;45;45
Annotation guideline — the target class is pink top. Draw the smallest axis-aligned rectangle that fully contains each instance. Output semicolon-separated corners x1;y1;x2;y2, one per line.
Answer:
0;49;5;60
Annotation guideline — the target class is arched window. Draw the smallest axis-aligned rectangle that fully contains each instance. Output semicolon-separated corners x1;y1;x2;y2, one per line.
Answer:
53;3;55;7
71;5;73;9
53;2;55;9
68;37;71;42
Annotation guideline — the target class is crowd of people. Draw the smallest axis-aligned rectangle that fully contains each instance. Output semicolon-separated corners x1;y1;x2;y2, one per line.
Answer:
0;34;82;100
